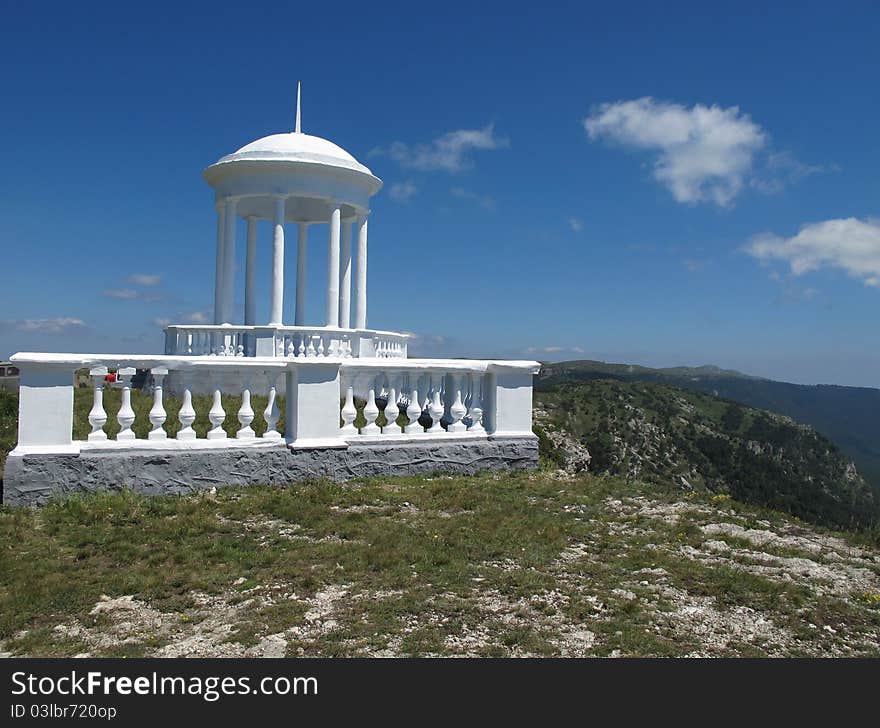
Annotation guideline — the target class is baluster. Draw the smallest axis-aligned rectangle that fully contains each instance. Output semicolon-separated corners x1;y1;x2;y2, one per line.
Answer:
177;373;197;440
307;336;317;357
236;376;255;439
286;340;295;358
148;367;169;440
382;375;402;436
236;344;244;357
116;367;137;441
341;386;358;434
421;374;431;411
428;374;445;434
405;388;423;435
263;372;281;439
318;335;326;357
298;334;306;357
467;373;486;434
362;388;380;435
87;366;108;441
207;382;227;440
448;373;467;433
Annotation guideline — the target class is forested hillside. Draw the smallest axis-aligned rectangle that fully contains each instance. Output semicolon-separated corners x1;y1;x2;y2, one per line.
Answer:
538;360;880;492
535;379;878;529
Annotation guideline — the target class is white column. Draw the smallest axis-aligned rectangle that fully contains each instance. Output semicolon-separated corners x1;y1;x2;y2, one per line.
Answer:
213;201;226;324
244;216;258;326
295;223;308;326
221;198;238;324
354;214;368;330
269;197;286;326
339;219;352;328
326;203;341;327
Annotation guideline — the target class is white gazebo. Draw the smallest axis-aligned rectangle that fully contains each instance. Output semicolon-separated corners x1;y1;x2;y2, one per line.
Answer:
6;83;541;507
164;84;409;359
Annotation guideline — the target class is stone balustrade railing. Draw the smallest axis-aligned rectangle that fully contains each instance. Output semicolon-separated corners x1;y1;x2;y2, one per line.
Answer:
164;325;409;359
338;362;496;439
8;353;539;455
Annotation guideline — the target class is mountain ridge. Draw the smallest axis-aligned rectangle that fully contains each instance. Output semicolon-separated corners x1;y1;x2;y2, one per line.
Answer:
537;360;880;493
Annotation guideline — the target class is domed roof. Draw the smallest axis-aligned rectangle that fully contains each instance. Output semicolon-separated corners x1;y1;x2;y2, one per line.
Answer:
212;131;374;176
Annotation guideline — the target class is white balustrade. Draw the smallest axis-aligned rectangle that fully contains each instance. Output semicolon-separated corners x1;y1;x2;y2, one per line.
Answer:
334;365;517;442
428;392;444;433
87;367;108;441
148;367;169;440
405;388;424;435
236;378;255;439
8;354;539;457
382;374;402;435
207;385;227;440
466;372;486;434
263;373;281;440
341;386;358;434
361;388;380;435
177;373;197;440
448;374;467;433
116;368;136;441
164;325;406;360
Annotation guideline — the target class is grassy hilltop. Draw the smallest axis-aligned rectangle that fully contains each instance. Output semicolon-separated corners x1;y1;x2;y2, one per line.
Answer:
1;473;879;658
1;374;879;657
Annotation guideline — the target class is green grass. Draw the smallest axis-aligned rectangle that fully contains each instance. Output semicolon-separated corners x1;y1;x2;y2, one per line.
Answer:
1;471;878;657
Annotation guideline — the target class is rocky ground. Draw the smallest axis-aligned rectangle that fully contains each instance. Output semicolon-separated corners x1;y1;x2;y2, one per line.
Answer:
2;471;878;657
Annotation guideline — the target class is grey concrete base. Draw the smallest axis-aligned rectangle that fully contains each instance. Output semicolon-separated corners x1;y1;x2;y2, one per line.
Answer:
2;437;538;507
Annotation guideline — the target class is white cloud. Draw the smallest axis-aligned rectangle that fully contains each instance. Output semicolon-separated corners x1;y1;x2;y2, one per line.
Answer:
525;346;586;355
103;288;139;299
389;180;417;202
568;217;583;233
450;186;495;210
745;217;880;287
373;124;509;172
584;97;766;207
751;152;826;194
12;317;87;333
182;311;209;324
152;317;172;327
127;273;161;286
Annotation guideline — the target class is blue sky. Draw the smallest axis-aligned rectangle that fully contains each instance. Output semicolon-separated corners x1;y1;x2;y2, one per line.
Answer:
1;1;878;387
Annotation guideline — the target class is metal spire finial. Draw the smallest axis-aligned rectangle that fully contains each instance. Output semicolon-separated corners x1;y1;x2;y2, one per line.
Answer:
295;81;302;134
